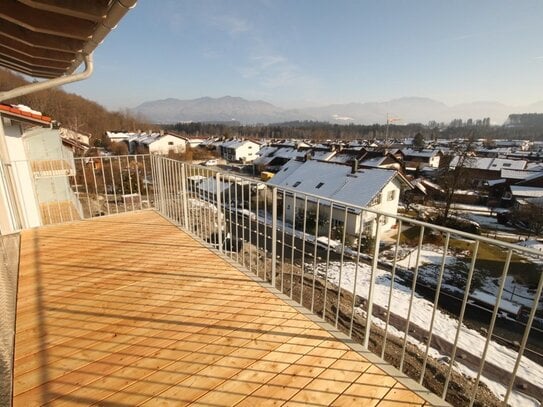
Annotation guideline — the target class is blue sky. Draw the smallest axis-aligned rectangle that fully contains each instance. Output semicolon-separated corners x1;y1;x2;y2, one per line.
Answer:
67;0;543;110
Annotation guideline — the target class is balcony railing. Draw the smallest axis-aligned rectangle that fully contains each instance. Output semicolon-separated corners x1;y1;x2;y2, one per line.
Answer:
20;153;543;406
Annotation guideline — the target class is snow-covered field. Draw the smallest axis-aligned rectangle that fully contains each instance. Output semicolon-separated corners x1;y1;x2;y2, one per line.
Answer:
308;260;542;407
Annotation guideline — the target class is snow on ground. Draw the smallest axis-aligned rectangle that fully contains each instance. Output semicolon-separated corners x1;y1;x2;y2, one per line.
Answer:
308;260;542;407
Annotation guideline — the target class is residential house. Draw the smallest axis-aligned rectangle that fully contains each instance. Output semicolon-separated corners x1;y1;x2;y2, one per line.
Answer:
449;156;528;187
402;148;443;170
145;133;187;155
219;139;260;163
267;159;412;236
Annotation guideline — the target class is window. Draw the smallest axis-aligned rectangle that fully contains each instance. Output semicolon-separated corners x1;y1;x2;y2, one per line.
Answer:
292;181;301;187
248;145;253;149
373;193;382;205
331;218;343;228
387;190;395;201
168;141;174;145
316;182;324;189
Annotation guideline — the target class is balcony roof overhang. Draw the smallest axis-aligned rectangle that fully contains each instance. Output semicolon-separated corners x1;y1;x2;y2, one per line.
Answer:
0;0;137;79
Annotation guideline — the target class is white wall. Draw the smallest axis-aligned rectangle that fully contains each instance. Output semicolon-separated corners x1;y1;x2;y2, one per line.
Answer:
3;124;42;228
235;141;260;162
149;135;187;155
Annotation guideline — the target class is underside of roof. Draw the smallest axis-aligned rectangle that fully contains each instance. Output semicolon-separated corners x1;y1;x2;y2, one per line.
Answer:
0;0;136;79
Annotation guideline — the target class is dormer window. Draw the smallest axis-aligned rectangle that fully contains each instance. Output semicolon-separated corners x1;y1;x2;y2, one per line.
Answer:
316;182;324;189
293;181;301;187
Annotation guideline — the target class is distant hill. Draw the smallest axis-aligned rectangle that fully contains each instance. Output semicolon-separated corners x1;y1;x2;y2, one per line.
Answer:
133;96;543;125
0;68;148;145
132;96;307;124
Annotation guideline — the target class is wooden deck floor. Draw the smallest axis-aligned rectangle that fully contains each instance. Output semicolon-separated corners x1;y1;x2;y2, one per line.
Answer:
14;210;434;406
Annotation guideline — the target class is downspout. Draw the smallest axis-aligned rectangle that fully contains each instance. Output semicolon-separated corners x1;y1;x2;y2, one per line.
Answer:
0;53;94;103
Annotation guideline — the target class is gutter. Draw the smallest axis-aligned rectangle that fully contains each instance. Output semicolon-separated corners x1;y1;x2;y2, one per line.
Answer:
0;53;93;103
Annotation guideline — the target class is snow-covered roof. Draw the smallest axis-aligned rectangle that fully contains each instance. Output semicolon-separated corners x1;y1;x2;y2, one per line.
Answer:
268;159;407;209
500;169;534;180
360;156;388;168
470;290;521;315
402;148;439;158
450;156;527;171
221;139;259;149
196;177;231;194
510;185;543;198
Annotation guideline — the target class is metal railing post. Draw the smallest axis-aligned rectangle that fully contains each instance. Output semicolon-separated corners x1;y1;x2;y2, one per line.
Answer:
363;214;382;350
216;172;223;253
271;187;277;288
180;163;189;230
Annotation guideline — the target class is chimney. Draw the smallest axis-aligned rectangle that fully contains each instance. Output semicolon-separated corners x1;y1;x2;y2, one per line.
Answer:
351;159;358;174
304;152;312;162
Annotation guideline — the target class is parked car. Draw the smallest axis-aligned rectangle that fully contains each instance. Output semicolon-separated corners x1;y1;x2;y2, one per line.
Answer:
315;236;343;254
203;159;218;166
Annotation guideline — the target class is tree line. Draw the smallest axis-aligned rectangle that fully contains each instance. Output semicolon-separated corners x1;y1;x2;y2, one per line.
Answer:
0;68;150;147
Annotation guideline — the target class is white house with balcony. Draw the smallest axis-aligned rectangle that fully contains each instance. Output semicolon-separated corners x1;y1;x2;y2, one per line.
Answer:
267;159;412;236
219;139;260;163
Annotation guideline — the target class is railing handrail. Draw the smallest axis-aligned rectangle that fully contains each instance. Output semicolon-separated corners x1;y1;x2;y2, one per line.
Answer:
158;156;543;258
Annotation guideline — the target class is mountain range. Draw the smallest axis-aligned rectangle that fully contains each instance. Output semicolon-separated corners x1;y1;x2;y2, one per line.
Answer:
131;96;543;126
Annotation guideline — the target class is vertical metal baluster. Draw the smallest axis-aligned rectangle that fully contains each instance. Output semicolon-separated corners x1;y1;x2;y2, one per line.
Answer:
118;157;126;213
322;202;334;320
151;155;158;209
175;161;182;225
349;215;366;338
420;232;450;383
399;224;425;372
240;179;246;268
381;218;402;358
311;199;321;313
299;196;308;306
248;182;253;274
227;176;234;259
504;263;543;405
185;163;193;232
91;158;100;218
108;157;119;214
290;194;297;299
135;155;143;211
469;250;513;407
163;159;170;219
443;240;480;399
142;155;150;209
61;158;75;222
363;213;382;349
271;187;277;289
100;156;110;216
215;172;223;253
48;159;63;224
233;177;239;264
126;156;135;212
281;189;286;293
180;163;189;230
335;206;349;328
256;184;261;277
263;185;268;281
80;159;92;218
72;159;80;220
